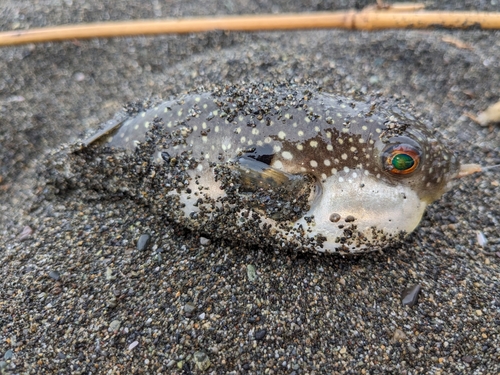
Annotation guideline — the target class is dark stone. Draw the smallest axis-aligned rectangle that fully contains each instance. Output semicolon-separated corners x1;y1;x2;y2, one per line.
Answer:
137;233;151;251
255;329;267;341
329;213;341;222
462;355;473;363
401;284;421;307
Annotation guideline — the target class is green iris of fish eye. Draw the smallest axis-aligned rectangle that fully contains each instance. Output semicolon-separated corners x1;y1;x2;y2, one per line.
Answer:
392;153;415;170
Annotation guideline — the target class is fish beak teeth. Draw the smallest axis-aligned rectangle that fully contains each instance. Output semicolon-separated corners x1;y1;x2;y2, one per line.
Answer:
456;163;482;178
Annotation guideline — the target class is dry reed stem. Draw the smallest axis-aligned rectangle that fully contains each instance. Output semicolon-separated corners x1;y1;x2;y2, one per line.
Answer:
1;8;499;47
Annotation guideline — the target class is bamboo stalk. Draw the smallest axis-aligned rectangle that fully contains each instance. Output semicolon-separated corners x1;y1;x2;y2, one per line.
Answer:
354;11;500;30
1;10;500;47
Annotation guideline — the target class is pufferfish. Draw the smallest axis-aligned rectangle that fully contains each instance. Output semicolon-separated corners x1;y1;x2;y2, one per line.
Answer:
67;82;478;254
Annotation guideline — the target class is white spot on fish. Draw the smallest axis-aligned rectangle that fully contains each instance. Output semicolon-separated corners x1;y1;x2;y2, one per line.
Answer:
273;160;283;169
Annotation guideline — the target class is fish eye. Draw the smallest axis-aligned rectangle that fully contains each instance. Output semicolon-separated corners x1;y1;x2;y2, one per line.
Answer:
382;144;421;175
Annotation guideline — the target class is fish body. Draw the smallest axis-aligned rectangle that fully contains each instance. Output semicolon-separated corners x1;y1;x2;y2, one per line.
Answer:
75;83;459;254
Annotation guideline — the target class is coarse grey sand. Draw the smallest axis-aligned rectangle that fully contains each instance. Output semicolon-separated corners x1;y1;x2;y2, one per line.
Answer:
1;1;499;374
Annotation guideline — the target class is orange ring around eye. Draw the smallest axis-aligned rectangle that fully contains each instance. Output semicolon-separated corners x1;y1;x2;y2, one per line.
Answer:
385;145;420;175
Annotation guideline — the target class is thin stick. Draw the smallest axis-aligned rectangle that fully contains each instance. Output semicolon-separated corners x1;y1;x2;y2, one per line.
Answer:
1;10;500;47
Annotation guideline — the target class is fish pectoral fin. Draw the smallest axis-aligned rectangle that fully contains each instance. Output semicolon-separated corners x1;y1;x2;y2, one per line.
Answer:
232;156;313;194
227;156;317;222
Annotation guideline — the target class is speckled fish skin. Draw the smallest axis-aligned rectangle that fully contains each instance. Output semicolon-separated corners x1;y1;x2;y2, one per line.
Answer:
78;82;460;254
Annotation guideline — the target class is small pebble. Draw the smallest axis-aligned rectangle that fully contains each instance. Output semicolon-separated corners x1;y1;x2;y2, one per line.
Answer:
193;351;211;371
137;233;151;251
199;236;211;246
49;270;60;281
392;329;407;342
128;341;139;350
107;297;118;308
108;320;121;332
476;231;487;247
247;264;257;281
344;215;356;223
401;284;421;307
329;213;341;223
74;72;85;81
184;302;196;315
105;267;115;281
407;344;418;353
3;350;13;360
57;352;66;360
255;329;267;341
18;225;33;241
462;355;474;363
